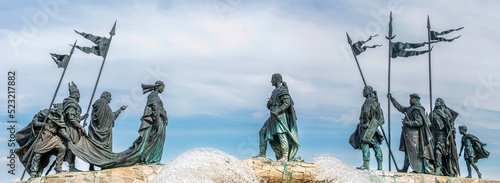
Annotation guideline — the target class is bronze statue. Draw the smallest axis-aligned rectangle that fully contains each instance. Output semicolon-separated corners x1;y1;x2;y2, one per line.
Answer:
87;91;127;171
62;82;88;172
349;86;384;170
15;104;65;177
387;93;434;174
68;81;168;168
134;80;168;164
28;107;70;177
429;98;459;176
459;125;490;178
253;73;299;162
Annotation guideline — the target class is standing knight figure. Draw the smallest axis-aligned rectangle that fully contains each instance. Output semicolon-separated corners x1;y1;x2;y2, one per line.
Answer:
349;86;384;170
254;73;299;162
387;93;434;174
429;98;459;176
63;82;88;172
29;107;70;177
87;91;127;171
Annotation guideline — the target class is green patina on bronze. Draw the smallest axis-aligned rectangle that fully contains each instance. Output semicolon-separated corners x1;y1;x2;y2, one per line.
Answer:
254;73;300;162
429;98;460;177
349;86;384;170
67;81;168;168
459;125;489;179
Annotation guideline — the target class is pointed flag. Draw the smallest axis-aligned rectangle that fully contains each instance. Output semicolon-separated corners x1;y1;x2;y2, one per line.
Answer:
390;42;434;58
49;53;70;68
430;27;463;42
347;33;382;56
73;30;110;57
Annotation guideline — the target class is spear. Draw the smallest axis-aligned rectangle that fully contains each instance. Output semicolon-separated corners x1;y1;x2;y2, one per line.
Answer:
20;40;78;180
385;11;396;171
347;32;399;170
346;32;367;86
427;15;433;111
82;21;116;128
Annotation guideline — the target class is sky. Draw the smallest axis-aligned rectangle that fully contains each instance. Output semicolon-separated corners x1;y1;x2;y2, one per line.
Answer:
1;0;500;181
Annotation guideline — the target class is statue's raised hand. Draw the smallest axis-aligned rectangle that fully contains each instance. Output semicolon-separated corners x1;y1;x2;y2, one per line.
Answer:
120;105;128;111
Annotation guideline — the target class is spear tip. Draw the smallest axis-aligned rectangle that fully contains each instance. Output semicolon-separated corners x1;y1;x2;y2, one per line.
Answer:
70;39;77;54
110;20;117;36
346;32;352;44
427;15;431;29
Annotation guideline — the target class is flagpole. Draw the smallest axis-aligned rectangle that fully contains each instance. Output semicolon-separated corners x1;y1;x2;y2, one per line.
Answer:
20;40;78;180
346;32;367;86
82;21;116;128
427;15;433;111
385;11;395;172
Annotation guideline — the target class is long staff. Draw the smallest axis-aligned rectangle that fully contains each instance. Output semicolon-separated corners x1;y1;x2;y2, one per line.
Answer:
20;40;78;180
82;21;116;127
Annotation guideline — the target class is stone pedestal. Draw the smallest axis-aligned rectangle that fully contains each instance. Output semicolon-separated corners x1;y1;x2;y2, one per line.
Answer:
242;157;323;183
13;160;500;183
363;170;500;183
16;165;163;183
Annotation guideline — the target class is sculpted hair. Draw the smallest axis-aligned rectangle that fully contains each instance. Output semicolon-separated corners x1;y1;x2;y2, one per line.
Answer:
142;80;165;94
272;73;288;90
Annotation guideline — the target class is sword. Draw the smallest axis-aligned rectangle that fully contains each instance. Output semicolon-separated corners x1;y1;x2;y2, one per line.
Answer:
274;112;300;146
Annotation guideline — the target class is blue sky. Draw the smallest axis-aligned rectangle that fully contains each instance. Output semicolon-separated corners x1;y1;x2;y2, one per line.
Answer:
1;0;500;181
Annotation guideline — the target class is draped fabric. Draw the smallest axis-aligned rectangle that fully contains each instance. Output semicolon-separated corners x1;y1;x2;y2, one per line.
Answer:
88;98;117;151
430;106;460;176
68;91;168;169
349;96;384;149
391;99;435;173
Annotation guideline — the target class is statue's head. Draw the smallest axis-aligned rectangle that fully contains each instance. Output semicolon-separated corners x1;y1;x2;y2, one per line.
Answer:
155;80;165;93
68;81;80;101
53;103;63;110
271;73;283;87
142;80;165;94
409;93;420;106
49;107;64;123
363;86;374;97
459;125;467;134
435;98;446;108
101;91;112;103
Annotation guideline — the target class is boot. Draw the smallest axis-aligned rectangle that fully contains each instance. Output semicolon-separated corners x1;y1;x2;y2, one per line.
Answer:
277;150;288;162
277;134;289;162
377;160;383;170
434;165;443;176
252;146;266;158
357;160;369;170
29;154;41;178
478;172;482;179
89;164;95;171
398;163;409;173
29;172;40;178
69;164;82;172
54;162;67;174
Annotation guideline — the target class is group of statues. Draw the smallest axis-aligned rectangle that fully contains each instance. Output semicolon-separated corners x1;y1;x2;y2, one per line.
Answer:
15;72;490;179
15;81;168;178
349;86;490;178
